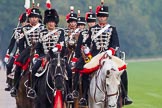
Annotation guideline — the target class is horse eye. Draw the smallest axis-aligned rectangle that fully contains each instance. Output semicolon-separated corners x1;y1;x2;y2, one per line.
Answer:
107;70;110;75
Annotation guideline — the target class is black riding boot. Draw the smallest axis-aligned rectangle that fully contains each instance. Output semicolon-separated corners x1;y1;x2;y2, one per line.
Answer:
5;69;12;91
27;74;37;99
66;79;74;103
72;72;80;98
10;66;22;97
5;58;14;91
65;60;74;103
27;60;41;99
79;74;89;106
121;70;133;105
5;77;12;91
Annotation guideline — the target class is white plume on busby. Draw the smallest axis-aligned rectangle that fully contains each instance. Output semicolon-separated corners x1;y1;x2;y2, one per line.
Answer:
24;0;30;9
24;0;30;16
32;0;35;7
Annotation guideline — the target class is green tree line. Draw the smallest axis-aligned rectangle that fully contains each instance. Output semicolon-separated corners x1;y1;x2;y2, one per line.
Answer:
0;0;162;59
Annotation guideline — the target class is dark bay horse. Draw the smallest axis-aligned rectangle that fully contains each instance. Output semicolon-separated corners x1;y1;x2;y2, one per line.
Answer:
15;46;35;108
15;69;35;108
35;52;67;108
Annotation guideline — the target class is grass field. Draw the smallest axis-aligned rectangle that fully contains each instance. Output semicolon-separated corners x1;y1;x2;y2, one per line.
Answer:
124;60;162;108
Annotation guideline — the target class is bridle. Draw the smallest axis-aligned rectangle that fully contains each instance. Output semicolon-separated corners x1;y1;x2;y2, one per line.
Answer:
45;52;66;103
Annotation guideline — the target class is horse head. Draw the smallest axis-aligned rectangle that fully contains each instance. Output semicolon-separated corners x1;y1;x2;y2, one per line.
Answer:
99;56;124;108
48;52;66;91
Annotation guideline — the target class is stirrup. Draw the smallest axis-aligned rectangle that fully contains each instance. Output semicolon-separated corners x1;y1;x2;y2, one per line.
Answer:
27;89;37;99
66;93;74;103
10;87;17;97
79;98;88;106
72;90;79;98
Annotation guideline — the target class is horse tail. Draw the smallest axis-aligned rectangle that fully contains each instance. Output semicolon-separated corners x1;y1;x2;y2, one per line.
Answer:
53;90;63;108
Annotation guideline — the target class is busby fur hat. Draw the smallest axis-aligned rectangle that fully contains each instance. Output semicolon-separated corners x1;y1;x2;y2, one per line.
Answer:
96;0;109;17
28;8;41;18
66;6;77;23
44;9;59;25
85;6;96;23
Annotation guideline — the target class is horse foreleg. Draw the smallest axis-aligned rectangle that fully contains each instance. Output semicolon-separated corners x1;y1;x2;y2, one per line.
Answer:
74;97;79;108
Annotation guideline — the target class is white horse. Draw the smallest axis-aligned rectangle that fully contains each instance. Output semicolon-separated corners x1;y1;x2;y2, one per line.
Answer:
85;53;125;108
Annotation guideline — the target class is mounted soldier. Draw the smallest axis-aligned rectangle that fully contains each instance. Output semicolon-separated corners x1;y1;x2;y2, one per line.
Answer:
27;2;66;98
71;6;97;106
4;12;27;91
64;6;79;103
10;6;44;97
71;0;120;106
77;0;132;106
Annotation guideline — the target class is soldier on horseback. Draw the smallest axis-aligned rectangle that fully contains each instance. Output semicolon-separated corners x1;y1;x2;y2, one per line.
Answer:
72;0;122;105
64;6;79;103
27;7;66;98
71;6;97;106
76;0;132;106
10;7;44;97
4;12;27;91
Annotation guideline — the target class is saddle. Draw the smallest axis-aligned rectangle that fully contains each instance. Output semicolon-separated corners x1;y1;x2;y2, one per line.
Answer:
80;52;127;74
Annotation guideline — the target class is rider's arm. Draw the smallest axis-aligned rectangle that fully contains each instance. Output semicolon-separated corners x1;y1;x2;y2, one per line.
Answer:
109;26;120;51
74;32;83;58
58;29;66;58
6;31;16;55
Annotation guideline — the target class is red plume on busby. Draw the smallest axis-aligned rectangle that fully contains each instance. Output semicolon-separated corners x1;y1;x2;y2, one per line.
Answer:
19;13;27;23
66;13;70;22
96;5;102;15
46;0;52;9
66;6;77;23
96;0;109;17
85;6;96;23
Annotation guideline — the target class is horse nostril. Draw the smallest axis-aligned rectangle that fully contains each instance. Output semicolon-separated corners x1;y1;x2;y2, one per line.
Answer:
108;104;116;107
